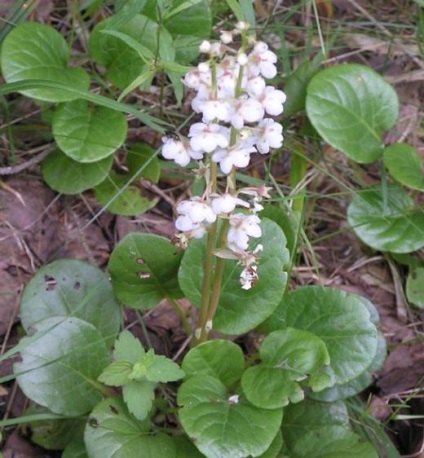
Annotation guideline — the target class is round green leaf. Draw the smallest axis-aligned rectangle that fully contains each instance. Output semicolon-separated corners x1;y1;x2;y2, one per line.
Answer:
178;218;289;335
15;317;109;416
347;184;424;253
182;340;245;386
383;143;424;191
309;333;386;402
406;267;424;308
20;259;121;346
256;430;283;458
52;100;127;163
84;398;176;458
306;64;399;163
178;375;283;458
1;22;90;102
42;149;113;194
264;286;379;385
89;15;172;89
242;329;331;409
63;440;88;458
108;233;183;310
282;399;377;458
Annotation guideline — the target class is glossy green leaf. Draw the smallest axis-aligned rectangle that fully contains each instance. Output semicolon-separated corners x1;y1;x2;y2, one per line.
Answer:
174;435;204;457
347;184;424;253
52;100;127;163
42;150;113;194
283;400;377;458
179;218;289;334
109;233;183;309
20;259;121;346
173;35;203;63
406;267;424;308
256;430;283;458
242;329;331;409
264;286;379;386
178;375;283;458
0;22;90;102
89;14;172;89
306;64;399;163
182;340;245;386
123;381;156;420
383;143;424;191
15;317;109;416
309;333;386;402
84;398;176;458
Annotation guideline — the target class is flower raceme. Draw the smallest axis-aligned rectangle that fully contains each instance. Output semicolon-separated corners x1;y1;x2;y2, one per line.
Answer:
161;24;286;290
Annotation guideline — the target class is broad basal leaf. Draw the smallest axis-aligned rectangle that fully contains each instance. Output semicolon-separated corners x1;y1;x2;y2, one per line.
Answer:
347;184;424;253
108;233;183;309
264;286;379;386
84;398;175;458
15;317;109;416
383;143;424;191
406;267;424;308
20;259;121;346
52;100;127;163
178;218;289;335
182;340;245;386
42;150;113;194
178;375;283;458
306;64;399;163
1;22;90;102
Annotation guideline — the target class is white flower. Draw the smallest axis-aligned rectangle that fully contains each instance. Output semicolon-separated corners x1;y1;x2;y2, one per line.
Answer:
248;42;278;79
211;194;249;214
227;214;262;251
175;198;216;238
240;265;258;290
258;87;286;116
231;96;265;129
255;119;283;154
237;53;248;66
220;30;233;44
161;136;191;166
189;123;230;153
212;143;256;174
192;96;232;123
246;76;266;97
199;40;211;53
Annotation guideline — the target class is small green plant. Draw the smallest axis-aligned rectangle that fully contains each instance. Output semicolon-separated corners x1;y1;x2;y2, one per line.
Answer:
2;1;421;457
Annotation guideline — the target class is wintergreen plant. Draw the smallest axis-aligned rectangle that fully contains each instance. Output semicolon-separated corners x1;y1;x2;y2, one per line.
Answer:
1;1;414;457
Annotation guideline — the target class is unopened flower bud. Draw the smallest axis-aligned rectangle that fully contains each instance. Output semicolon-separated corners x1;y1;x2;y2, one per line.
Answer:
199;40;211;53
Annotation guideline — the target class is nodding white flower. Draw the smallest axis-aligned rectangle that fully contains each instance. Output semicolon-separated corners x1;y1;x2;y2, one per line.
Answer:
192;96;232;123
220;30;233;44
161;136;191;167
199;40;211;53
189;123;230;153
175;198;216;238
227;214;262;252
211;194;249;215
236;21;250;31
231;96;265;129
240;265;258;290
257;86;286;116
212;144;256;174
255;119;283;154
237;53;248;66
246;76;266;97
248;41;278;79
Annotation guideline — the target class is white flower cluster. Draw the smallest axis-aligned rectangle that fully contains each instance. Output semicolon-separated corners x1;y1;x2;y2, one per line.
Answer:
161;23;286;290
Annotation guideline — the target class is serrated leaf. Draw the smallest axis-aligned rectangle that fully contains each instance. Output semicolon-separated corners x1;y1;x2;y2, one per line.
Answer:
178;375;283;458
264;286;379;386
145;354;185;383
347;184;424;253
20;259;121;347
98;360;133;386
52;100;127;163
383;143;424;191
42;149;113;194
178;218;289;334
406;267;424;308
109;233;183;310
123;381;156;421
306;64;399;163
0;22;90;102
182;340;245;386
113;330;145;363
15;317;109;416
84;398;175;458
